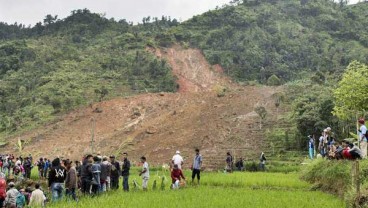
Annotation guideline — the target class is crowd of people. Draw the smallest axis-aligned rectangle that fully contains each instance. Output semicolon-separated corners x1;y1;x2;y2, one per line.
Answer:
308;118;367;160
0;148;203;207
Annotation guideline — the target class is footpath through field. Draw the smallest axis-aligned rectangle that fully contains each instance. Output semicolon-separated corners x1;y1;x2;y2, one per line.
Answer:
49;172;344;208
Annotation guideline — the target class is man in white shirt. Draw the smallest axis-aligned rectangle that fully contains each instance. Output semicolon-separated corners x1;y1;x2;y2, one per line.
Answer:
29;183;46;207
359;118;367;158
172;151;184;170
139;156;149;191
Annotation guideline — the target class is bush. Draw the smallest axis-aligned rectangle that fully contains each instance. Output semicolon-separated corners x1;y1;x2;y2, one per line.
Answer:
245;161;259;172
301;159;350;197
267;75;282;86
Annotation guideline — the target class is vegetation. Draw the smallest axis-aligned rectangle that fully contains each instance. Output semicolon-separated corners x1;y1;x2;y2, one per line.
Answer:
1;1;368;140
333;61;368;120
175;0;368;83
0;9;178;135
47;171;344;208
301;159;368;207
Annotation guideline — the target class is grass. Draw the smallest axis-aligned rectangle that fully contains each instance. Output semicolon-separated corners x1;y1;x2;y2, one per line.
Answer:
43;170;344;208
200;172;310;190
50;187;344;208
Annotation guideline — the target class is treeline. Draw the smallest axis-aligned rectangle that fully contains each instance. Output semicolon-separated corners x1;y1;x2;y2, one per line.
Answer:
0;9;179;133
171;0;368;83
1;0;368;141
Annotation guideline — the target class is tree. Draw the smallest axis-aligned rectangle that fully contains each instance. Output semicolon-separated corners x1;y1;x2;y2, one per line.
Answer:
267;74;282;86
95;86;109;102
43;14;58;25
333;61;368;120
272;92;285;118
255;106;267;129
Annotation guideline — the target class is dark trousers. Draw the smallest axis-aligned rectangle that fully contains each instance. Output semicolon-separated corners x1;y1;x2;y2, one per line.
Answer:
91;184;100;195
81;179;91;194
66;188;78;201
192;169;200;180
123;176;129;191
111;177;119;189
25;168;31;179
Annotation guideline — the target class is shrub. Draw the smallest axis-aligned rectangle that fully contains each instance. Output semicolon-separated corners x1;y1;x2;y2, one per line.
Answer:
267;75;282;86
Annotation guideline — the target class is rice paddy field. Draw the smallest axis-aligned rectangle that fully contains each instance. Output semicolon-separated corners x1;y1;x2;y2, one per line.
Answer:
46;171;345;208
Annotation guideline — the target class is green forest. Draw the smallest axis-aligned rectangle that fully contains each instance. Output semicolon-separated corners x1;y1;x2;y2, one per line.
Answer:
0;0;368;147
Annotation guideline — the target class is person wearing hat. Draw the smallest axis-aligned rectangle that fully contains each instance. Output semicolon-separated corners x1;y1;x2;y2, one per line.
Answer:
172;151;184;170
359;118;367;159
109;155;121;190
65;160;78;201
5;182;18;208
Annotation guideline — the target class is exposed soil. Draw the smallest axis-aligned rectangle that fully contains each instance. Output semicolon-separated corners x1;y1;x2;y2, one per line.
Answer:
2;45;283;170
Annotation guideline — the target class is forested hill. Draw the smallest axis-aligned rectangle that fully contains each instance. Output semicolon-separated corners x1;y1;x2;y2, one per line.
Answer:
177;0;368;82
0;0;368;134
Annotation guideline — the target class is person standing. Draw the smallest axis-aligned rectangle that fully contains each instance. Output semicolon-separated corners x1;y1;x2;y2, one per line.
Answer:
23;157;32;179
16;189;26;208
65;160;78;201
48;158;66;202
91;156;101;195
100;156;111;192
359;118;367;158
5;182;18;208
191;149;202;185
318;133;325;157
225;152;233;173
172;151;184;170
121;153;131;192
43;159;50;179
235;157;244;171
259;152;267;171
308;135;314;160
0;173;6;207
139;156;149;191
37;158;45;179
80;155;93;195
29;183;46;207
110;155;121;190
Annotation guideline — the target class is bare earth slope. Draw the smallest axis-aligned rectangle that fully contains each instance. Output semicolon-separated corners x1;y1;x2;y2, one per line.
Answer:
3;45;282;169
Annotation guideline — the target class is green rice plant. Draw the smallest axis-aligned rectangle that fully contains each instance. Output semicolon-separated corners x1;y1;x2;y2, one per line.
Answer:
49;186;344;208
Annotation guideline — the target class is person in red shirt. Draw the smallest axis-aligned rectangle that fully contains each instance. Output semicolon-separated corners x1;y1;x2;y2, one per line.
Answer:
171;164;185;189
342;140;354;160
0;174;6;207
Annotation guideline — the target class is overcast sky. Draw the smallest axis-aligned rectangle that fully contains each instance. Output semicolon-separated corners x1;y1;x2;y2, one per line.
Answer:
0;0;231;26
0;0;361;26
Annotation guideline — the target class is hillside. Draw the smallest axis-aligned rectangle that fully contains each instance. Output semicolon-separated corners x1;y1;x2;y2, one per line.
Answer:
1;0;368;163
175;0;368;82
1;45;282;168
